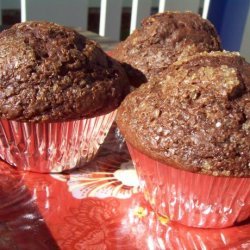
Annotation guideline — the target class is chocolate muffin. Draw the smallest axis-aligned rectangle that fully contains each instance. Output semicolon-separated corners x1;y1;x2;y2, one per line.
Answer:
0;21;129;122
0;21;130;173
112;11;222;87
117;51;250;177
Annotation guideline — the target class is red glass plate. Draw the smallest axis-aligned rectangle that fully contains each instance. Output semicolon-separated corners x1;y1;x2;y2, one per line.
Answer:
0;124;249;249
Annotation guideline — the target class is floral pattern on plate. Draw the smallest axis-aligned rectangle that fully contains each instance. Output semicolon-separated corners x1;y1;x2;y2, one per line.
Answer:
56;198;138;250
66;160;139;199
1;122;249;250
52;124;140;199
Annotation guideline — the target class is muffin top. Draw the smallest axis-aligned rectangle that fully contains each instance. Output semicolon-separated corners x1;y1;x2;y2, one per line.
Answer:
112;11;221;87
117;51;250;177
0;21;129;122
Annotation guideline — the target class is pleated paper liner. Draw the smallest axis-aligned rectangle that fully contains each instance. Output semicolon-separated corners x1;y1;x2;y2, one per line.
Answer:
0;111;116;173
127;143;250;228
0;133;249;249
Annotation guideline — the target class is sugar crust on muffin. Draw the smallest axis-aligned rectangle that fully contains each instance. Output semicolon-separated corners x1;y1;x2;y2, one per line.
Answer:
117;51;250;177
0;21;130;122
112;11;221;86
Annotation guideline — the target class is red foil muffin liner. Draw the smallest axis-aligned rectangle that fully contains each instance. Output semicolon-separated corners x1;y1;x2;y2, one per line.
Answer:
0;127;249;249
0;112;116;173
127;143;250;228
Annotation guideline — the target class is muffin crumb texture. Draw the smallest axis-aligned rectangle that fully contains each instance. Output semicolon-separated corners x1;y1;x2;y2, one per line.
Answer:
117;51;250;177
0;21;129;122
112;11;221;86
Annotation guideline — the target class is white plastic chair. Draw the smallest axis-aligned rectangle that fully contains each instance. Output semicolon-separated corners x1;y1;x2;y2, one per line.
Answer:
1;0;249;60
21;0;88;29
